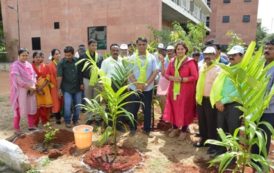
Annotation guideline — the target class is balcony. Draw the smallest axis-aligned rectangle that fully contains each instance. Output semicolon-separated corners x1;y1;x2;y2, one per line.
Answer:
162;0;211;30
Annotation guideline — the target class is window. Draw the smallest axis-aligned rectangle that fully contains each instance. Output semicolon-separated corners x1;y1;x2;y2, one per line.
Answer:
206;16;210;27
244;0;251;2
242;15;250;23
222;16;230;23
207;0;211;7
87;26;107;50
223;0;230;3
32;37;41;50
54;22;60;29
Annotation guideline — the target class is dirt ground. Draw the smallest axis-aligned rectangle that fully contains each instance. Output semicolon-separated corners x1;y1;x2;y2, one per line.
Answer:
0;71;273;173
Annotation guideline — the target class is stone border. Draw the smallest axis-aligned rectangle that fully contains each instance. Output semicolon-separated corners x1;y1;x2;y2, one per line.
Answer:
0;63;11;72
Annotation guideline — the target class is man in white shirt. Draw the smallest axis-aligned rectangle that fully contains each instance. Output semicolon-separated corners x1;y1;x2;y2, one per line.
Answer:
101;44;122;80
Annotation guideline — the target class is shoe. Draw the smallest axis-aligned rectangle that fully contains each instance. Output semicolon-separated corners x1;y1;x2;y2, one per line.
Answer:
143;131;153;138
73;121;79;126
178;132;187;140
28;127;38;131
193;140;205;147
168;129;179;137
65;123;72;128
56;119;61;124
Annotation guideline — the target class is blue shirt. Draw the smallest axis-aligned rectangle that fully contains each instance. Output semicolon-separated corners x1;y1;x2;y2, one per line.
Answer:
265;66;274;113
128;53;158;91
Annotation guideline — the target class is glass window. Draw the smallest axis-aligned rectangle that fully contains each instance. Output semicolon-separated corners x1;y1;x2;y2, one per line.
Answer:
222;16;230;23
242;15;250;23
223;0;231;3
88;26;107;50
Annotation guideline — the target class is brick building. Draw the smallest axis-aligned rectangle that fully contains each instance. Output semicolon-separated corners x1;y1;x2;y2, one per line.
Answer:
207;0;258;47
1;0;210;61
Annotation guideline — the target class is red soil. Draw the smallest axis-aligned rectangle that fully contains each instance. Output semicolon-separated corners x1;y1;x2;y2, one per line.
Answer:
83;145;142;173
13;129;75;161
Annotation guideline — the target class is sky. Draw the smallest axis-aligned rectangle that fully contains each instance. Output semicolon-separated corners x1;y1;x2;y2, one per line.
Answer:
258;0;274;33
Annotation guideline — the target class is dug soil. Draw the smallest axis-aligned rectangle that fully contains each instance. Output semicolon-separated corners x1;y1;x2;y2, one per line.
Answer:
13;129;75;161
83;145;142;173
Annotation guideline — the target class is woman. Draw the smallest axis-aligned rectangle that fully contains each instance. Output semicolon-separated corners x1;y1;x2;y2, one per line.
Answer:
157;45;174;119
163;42;198;139
32;52;53;126
48;49;62;124
10;48;37;134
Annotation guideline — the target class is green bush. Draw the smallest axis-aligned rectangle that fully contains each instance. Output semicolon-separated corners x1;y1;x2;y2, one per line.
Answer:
0;52;8;62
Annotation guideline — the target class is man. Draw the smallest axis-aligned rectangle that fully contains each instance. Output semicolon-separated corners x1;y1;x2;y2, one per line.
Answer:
119;44;128;58
128;43;136;56
157;45;174;119
194;46;220;154
192;51;200;63
252;39;274;158
101;44;126;131
199;40;229;68
75;44;86;58
101;44;122;90
79;39;103;99
127;37;158;136
210;45;245;154
154;43;166;66
57;46;83;128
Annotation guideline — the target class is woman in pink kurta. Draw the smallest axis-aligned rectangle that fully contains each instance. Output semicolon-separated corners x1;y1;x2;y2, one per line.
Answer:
163;42;198;139
10;48;37;134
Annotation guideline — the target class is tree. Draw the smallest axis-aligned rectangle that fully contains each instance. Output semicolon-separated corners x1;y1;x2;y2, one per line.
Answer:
256;23;268;47
149;21;207;54
226;31;246;51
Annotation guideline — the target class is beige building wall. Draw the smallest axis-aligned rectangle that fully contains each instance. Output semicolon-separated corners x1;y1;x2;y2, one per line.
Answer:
208;0;258;46
1;0;162;61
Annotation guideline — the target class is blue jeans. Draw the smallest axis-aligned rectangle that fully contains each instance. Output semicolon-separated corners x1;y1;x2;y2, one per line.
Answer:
63;91;82;124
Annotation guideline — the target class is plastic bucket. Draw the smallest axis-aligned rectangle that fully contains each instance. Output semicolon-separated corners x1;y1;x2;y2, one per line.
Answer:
72;125;93;149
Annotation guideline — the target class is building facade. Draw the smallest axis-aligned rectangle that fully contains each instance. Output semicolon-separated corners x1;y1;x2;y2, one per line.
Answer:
1;0;210;61
207;0;258;46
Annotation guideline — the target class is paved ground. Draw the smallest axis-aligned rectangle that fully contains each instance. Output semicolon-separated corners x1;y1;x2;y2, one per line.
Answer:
0;71;9;97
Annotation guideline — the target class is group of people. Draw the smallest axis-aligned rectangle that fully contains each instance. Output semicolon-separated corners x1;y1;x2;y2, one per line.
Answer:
9;37;274;160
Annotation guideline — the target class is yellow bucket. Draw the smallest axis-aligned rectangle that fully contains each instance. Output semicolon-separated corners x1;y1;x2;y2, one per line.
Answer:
72;125;93;149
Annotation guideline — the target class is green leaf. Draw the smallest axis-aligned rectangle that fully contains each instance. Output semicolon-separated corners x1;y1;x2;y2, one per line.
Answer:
98;126;113;146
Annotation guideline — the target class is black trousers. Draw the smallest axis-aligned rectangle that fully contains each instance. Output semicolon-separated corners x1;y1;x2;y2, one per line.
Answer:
197;97;217;141
252;113;274;155
126;90;153;132
217;102;242;135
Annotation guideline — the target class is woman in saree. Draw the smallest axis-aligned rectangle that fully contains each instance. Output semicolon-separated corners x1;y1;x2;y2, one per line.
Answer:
32;52;53;126
48;49;62;124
